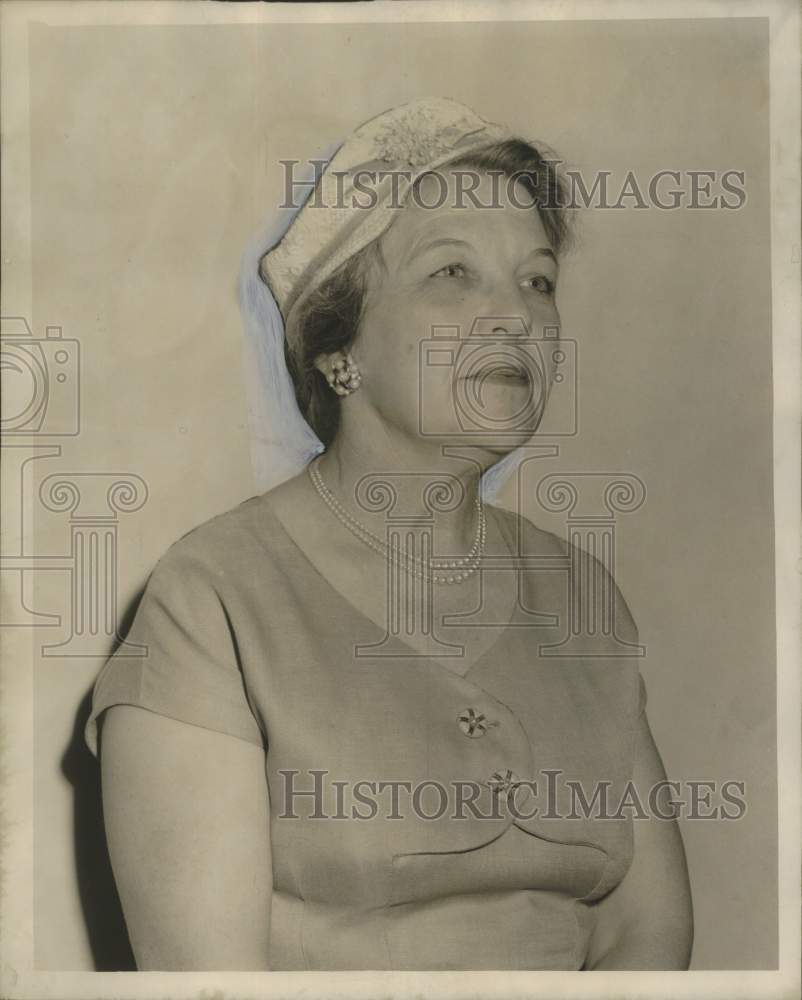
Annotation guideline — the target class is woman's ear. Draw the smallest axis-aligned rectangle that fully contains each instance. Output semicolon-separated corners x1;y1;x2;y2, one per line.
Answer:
313;352;341;379
315;351;362;396
315;351;345;385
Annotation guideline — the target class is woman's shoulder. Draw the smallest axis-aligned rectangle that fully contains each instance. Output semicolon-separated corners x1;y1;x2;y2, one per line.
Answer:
152;491;281;580
490;503;639;640
145;466;336;596
488;502;569;557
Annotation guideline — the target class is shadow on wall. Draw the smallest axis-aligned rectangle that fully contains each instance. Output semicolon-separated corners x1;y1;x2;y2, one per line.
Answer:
60;593;145;971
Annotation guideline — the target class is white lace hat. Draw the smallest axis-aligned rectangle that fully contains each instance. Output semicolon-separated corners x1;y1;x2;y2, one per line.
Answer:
260;97;512;344
240;97;534;497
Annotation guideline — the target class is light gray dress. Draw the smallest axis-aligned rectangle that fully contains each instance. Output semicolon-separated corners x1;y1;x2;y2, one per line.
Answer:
85;493;647;970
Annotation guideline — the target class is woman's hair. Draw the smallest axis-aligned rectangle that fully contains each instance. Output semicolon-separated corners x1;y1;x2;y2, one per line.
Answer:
284;138;572;447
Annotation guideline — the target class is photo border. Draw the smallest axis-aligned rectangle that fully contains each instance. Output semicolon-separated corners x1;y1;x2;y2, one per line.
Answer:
1;1;798;997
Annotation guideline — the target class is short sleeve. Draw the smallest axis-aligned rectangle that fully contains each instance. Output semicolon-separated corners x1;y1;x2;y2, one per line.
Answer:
84;540;264;757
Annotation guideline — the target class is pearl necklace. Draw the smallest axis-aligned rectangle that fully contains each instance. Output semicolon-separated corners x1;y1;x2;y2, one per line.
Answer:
308;457;486;585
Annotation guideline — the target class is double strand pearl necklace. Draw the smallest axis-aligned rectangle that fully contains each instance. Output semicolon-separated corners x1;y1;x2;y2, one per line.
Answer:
308;457;486;586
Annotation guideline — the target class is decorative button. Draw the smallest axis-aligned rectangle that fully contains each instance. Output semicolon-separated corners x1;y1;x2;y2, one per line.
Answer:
487;769;521;795
457;707;491;738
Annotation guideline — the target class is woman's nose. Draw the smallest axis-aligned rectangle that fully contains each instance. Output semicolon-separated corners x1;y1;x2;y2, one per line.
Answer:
470;315;530;338
470;282;558;338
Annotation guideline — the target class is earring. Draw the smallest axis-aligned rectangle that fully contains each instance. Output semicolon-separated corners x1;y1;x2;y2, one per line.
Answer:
326;352;362;396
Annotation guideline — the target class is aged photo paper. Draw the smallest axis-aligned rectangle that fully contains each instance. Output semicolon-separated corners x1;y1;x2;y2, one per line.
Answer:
1;1;799;998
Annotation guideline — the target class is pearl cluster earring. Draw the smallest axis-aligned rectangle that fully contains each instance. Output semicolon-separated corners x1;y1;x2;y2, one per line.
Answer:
326;353;362;396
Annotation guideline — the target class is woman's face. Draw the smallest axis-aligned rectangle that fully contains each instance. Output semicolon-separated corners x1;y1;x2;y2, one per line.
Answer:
351;168;562;458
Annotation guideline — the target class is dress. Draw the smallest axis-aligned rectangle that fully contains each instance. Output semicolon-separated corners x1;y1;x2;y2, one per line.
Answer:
84;492;647;971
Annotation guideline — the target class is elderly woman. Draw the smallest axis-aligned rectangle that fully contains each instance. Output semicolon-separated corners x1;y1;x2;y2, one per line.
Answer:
85;98;693;971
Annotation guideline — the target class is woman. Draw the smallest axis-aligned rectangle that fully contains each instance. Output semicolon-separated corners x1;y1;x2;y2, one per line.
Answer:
85;98;693;971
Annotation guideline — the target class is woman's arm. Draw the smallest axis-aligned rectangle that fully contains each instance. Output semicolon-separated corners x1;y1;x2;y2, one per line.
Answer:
583;711;694;970
100;704;272;970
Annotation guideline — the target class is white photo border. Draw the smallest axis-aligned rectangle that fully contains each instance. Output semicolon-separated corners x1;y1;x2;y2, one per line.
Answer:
0;1;798;998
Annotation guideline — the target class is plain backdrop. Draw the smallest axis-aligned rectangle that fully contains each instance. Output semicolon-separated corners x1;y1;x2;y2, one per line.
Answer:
26;16;775;970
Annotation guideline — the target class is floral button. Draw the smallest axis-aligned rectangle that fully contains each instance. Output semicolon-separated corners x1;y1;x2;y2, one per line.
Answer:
457;708;491;738
487;769;521;796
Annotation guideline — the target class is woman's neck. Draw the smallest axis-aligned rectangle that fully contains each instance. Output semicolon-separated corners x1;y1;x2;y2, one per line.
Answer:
315;425;491;554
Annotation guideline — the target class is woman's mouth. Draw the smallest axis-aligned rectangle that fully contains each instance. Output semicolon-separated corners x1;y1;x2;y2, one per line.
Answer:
464;362;531;385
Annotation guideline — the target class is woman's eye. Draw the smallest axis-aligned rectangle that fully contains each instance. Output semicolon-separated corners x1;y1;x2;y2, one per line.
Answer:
523;275;555;294
432;263;467;279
